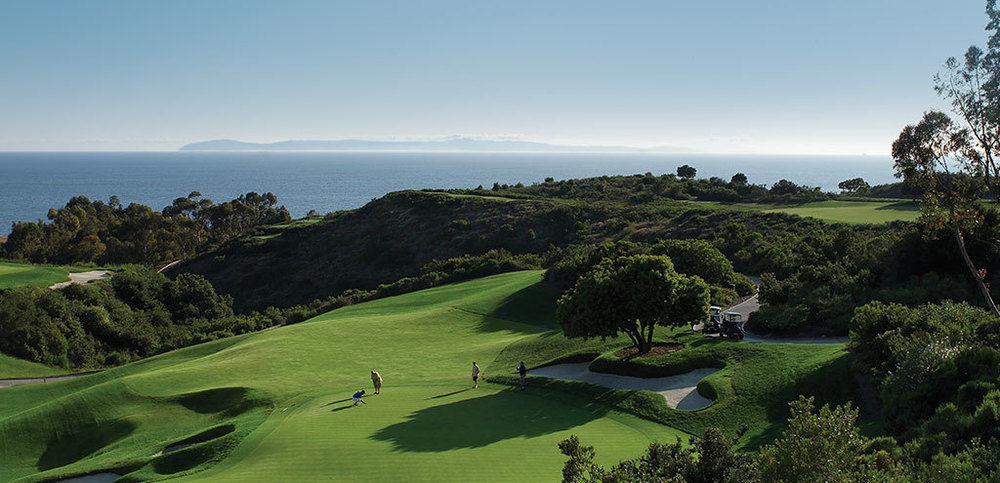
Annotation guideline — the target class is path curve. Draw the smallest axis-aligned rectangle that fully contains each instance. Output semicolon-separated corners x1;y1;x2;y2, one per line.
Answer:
528;363;718;410
49;270;112;290
0;371;100;389
726;295;849;344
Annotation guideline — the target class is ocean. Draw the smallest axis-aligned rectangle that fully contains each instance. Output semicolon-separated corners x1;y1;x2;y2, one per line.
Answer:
0;152;897;234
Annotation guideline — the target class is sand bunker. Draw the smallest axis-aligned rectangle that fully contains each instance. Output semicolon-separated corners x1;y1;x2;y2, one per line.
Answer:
50;270;112;289
528;363;718;410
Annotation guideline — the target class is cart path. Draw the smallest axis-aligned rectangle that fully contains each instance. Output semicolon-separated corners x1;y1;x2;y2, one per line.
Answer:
0;371;100;389
49;270;112;289
528;363;718;410
724;294;849;344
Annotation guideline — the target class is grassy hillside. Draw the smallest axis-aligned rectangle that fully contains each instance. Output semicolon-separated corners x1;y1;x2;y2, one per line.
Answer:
172;191;582;311
0;272;687;481
0;271;862;481
0;353;66;379
0;262;91;289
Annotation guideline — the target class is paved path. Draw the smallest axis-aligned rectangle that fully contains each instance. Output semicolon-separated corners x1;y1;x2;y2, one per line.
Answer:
528;363;718;410
0;371;99;389
693;294;849;344
49;270;112;290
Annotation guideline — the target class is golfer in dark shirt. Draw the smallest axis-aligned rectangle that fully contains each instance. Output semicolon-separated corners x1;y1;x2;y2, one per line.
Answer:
518;361;527;390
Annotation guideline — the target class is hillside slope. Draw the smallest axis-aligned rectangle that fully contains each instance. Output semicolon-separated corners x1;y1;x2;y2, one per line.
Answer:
0;272;688;481
172;191;583;311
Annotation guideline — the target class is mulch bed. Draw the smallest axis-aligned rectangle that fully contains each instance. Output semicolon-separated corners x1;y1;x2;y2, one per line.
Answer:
614;342;684;360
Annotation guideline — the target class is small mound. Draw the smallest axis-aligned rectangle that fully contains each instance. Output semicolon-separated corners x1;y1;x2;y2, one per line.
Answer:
37;419;137;471
528;363;719;411
614;343;683;359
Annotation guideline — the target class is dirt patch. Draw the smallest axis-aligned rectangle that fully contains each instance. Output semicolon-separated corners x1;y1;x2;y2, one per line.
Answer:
614;342;683;360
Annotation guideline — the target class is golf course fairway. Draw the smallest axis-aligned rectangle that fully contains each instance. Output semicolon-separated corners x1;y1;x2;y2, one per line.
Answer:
0;271;688;481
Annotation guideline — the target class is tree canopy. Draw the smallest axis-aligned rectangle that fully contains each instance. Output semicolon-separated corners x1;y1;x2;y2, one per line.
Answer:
555;255;709;352
676;164;697;179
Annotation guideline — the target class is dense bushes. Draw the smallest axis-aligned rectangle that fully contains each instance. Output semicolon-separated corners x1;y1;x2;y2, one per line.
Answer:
0;266;283;368
1;192;290;266
850;300;1000;460
467;171;830;204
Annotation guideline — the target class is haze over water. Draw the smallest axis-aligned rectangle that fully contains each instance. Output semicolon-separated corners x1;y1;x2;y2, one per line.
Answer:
0;152;896;234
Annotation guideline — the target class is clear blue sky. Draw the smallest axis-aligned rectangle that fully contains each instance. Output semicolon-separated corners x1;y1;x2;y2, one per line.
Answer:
0;0;989;153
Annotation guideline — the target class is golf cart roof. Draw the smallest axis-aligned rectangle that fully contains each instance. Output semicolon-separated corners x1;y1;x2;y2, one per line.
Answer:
709;306;722;310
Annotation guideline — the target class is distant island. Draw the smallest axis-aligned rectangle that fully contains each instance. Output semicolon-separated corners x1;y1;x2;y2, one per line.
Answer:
178;137;686;153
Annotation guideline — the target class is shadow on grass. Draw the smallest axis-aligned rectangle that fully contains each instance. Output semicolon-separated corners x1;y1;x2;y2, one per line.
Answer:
472;282;559;334
427;388;471;399
322;398;352;407
874;201;919;211
330;405;356;412
370;390;609;452
37;419;137;471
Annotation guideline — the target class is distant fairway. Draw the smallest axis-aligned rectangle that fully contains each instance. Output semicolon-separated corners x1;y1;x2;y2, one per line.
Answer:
0;271;688;481
761;200;919;224
0;261;93;289
688;199;920;224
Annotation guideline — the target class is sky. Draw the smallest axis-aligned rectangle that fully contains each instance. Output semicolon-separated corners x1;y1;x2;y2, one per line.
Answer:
0;0;991;154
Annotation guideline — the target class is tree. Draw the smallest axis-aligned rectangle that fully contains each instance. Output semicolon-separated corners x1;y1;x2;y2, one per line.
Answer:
676;164;697;179
731;172;748;186
838;177;871;194
556;255;710;353
755;397;865;482
892;111;999;316
650;239;738;287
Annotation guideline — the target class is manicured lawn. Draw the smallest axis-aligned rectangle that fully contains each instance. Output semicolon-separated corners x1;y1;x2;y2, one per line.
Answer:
760;200;919;224
0;261;95;289
686;199;920;224
0;353;67;379
0;270;862;480
0;271;686;481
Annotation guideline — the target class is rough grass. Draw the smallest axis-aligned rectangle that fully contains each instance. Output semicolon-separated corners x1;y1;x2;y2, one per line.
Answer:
0;261;95;289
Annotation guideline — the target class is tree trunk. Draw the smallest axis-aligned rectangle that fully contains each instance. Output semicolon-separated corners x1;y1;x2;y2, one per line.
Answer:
953;226;1000;317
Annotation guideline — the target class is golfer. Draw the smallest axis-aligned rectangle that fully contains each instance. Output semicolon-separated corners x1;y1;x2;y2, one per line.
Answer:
352;389;367;406
472;362;481;389
518;361;527;390
371;370;382;394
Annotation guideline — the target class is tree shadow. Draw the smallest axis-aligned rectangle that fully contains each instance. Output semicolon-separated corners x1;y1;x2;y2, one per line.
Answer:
370;390;609;452
874;201;920;212
427;388;471;399
462;281;559;334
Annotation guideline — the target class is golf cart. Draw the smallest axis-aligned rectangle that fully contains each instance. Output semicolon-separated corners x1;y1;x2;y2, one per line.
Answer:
701;306;723;334
720;311;745;340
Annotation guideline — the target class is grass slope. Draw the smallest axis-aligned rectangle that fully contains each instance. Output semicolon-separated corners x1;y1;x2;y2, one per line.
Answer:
0;271;862;481
0;271;685;482
0;262;93;289
0;354;67;379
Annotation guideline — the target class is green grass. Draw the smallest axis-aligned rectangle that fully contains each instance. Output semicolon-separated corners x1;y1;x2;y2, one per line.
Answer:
0;262;97;289
0;271;862;480
685;199;920;224
0;354;67;379
0;272;686;481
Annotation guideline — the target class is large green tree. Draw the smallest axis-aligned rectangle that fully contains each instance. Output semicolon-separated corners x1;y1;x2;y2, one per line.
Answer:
556;255;709;353
894;1;1000;316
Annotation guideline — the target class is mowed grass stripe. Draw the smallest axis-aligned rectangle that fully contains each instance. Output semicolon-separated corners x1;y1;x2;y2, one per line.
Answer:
0;271;689;481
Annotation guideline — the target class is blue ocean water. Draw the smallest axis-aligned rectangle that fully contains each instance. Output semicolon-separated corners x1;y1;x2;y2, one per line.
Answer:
0;152;897;234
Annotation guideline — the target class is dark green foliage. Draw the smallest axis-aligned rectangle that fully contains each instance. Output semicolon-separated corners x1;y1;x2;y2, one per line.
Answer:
0;266;262;368
1;192;290;266
676;164;697;179
850;300;1000;459
556;255;709;352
